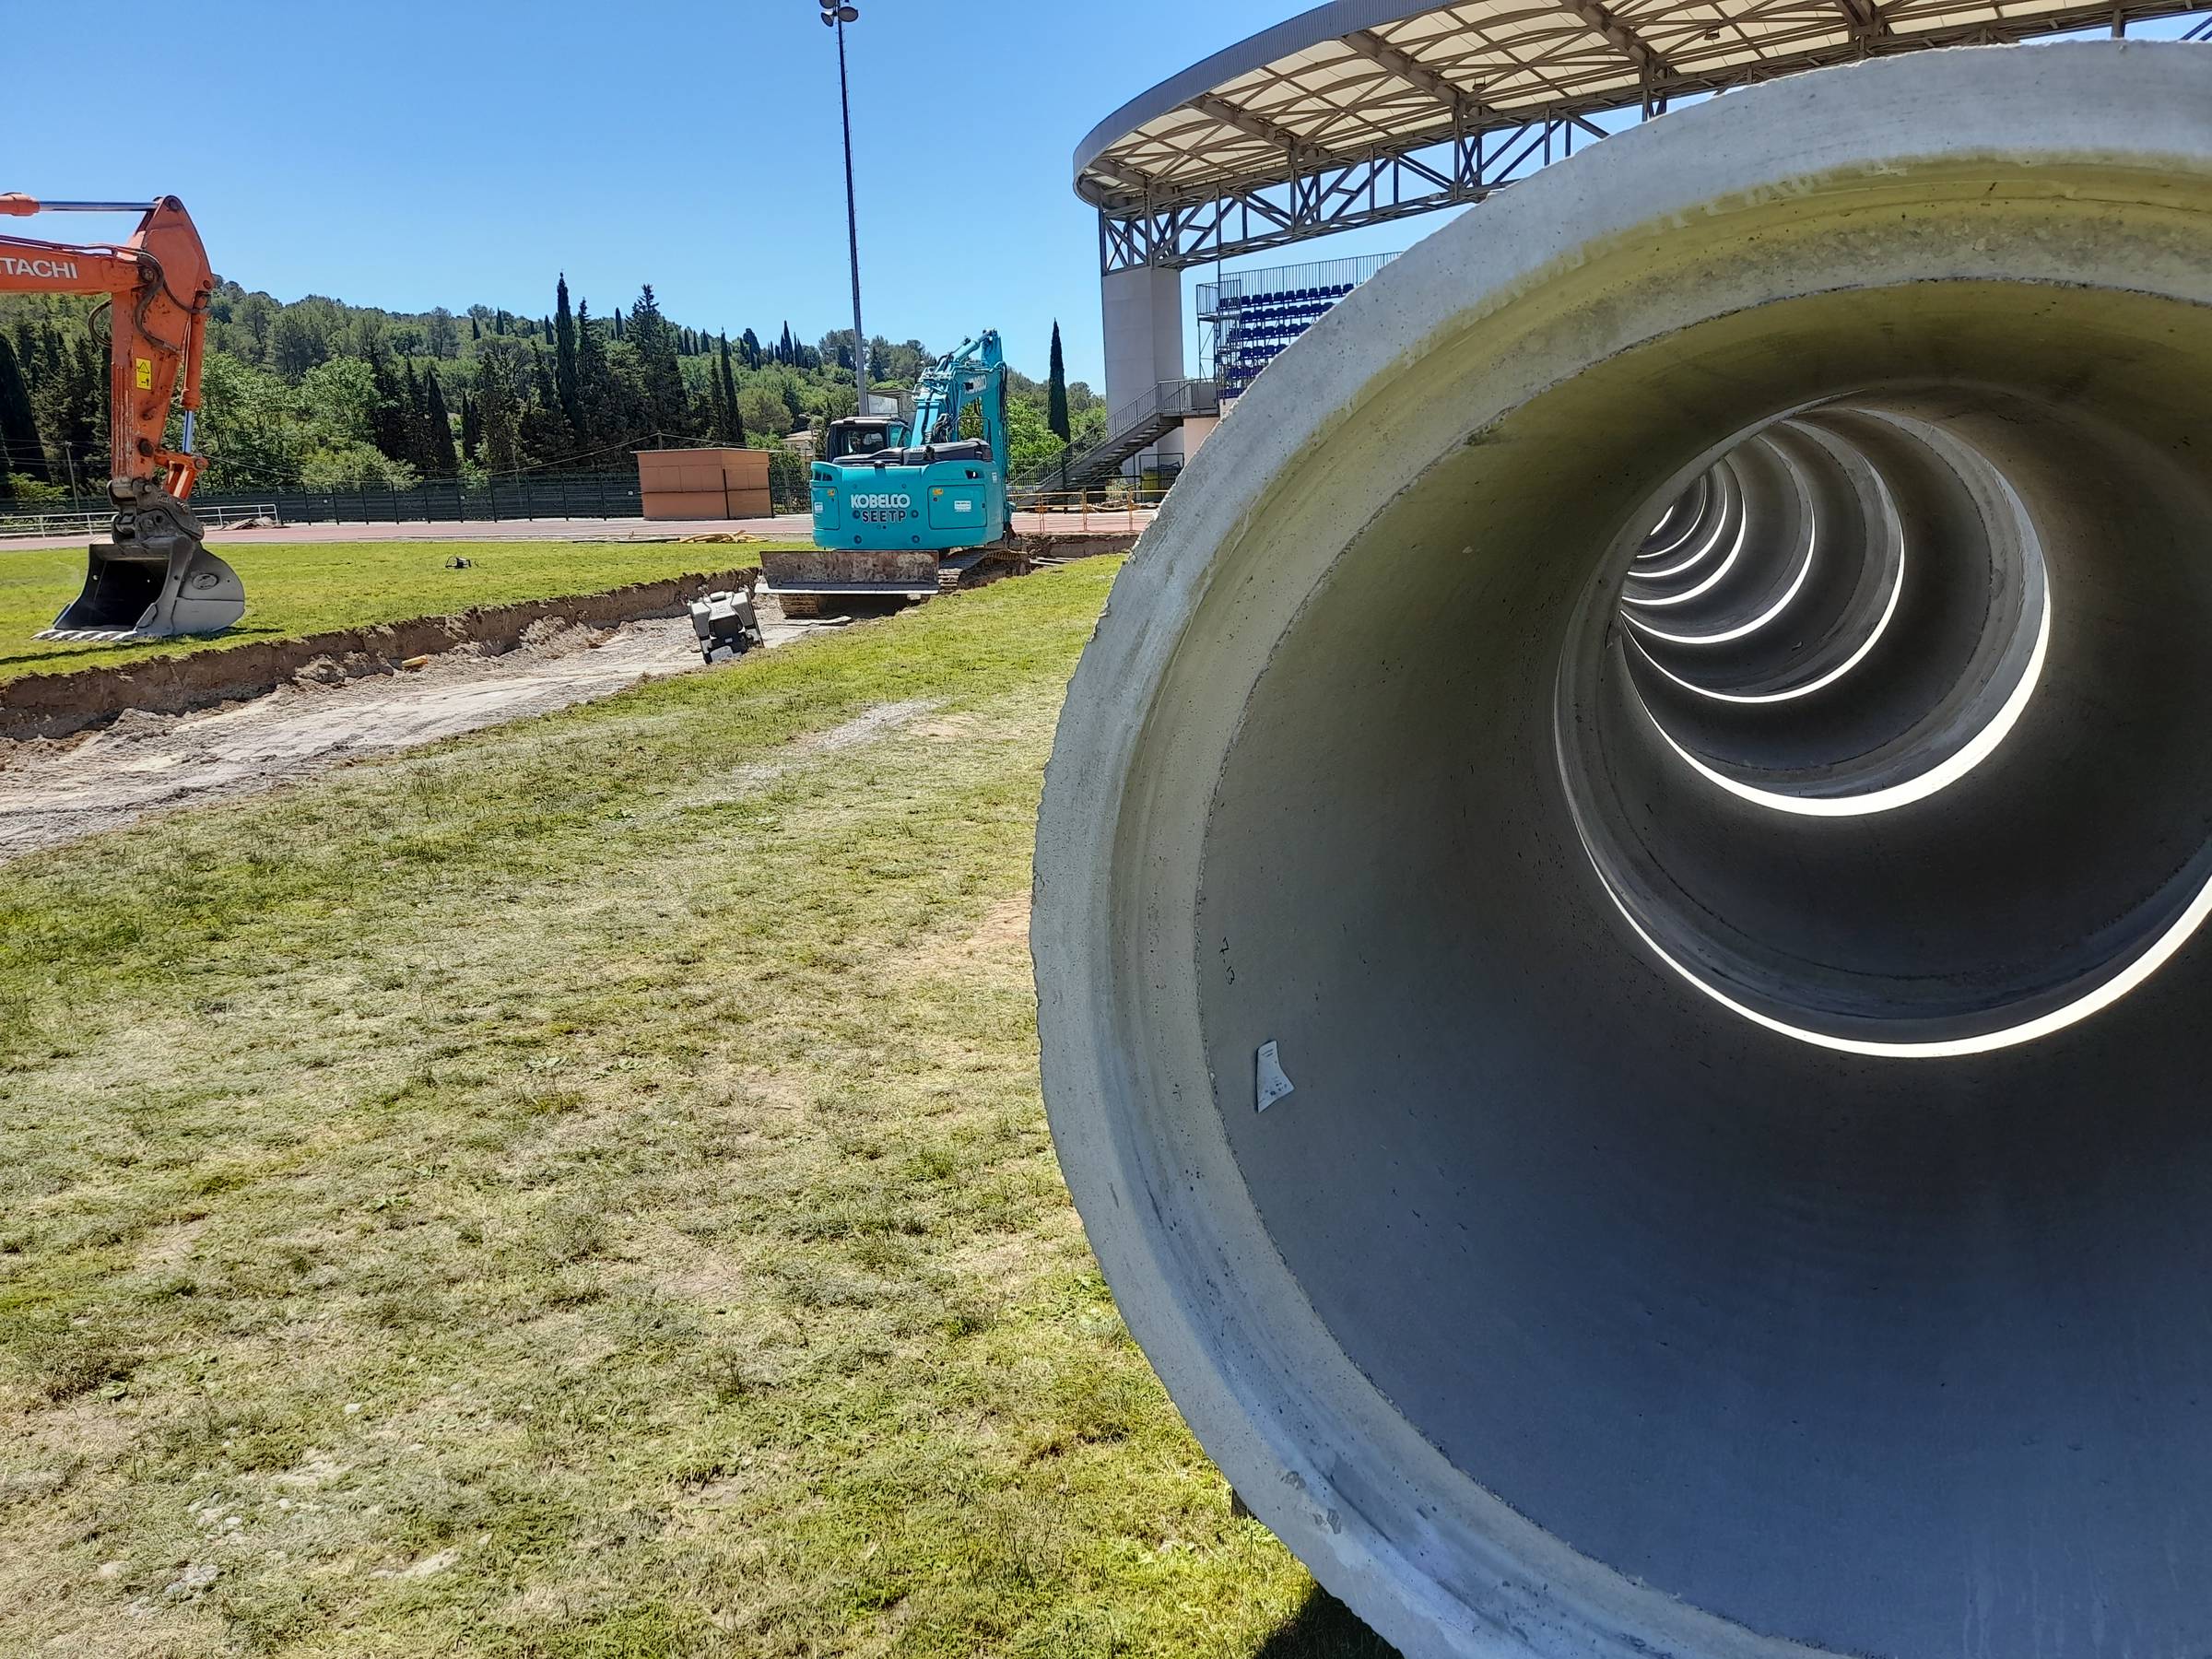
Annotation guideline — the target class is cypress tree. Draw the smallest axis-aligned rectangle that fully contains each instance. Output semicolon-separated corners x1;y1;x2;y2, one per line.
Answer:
422;368;456;477
553;275;580;430
477;354;521;472
708;339;732;441
741;327;762;370
460;389;482;461
628;286;688;438
612;308;623;341
470;315;481;341
777;322;794;365
523;344;574;463
1047;321;1071;444
574;300;617;448
716;333;743;445
365;343;409;462
36;333;107;488
87;335;112;480
401;360;427;469
0;334;48;483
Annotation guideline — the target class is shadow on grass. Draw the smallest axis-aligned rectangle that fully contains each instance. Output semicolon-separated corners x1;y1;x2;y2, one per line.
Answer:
1255;1586;1404;1659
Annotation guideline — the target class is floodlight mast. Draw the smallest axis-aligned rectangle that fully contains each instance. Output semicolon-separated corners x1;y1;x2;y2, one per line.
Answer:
821;2;868;406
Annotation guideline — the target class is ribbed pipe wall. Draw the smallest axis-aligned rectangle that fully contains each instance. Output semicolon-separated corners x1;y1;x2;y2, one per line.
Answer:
1033;45;2212;1659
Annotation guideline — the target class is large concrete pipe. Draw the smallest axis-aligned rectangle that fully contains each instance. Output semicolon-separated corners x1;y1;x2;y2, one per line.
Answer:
1031;44;2212;1659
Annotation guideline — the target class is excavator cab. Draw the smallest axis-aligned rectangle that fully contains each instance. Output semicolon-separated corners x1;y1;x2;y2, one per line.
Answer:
822;416;906;462
39;483;245;641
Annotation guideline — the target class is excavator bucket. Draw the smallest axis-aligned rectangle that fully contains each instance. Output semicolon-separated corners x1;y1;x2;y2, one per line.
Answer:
36;493;244;642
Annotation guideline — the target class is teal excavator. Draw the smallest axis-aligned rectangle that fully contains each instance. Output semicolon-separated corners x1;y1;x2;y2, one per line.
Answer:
762;332;1019;617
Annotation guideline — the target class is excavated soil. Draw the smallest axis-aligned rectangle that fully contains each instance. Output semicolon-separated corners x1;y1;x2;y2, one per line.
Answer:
0;567;764;743
0;603;820;861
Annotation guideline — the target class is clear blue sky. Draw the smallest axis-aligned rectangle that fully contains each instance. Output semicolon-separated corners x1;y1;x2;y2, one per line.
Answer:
7;0;1360;389
12;4;2200;391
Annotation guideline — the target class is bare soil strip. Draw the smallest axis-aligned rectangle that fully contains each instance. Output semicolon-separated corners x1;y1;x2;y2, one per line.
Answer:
0;567;763;743
0;605;819;861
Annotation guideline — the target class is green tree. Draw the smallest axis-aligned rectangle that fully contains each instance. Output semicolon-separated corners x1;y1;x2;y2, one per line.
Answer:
421;367;456;477
0;333;47;485
554;275;580;432
1047;321;1071;443
460;390;481;461
709;335;733;442
522;344;574;464
298;356;381;445
400;360;429;471
740;327;762;370
1004;394;1067;465
735;384;790;439
574;300;618;449
714;334;745;445
193;351;302;492
268;308;329;378
476;346;523;472
29;332;106;492
627;286;688;438
362;337;410;462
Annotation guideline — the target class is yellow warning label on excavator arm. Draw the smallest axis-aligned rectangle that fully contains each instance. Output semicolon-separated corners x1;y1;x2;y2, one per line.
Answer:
135;358;152;391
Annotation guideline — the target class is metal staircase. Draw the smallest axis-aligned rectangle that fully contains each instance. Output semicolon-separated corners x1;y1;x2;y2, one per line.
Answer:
1018;379;1218;492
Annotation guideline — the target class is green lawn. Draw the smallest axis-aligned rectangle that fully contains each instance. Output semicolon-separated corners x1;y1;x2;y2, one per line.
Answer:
0;538;804;687
0;559;1394;1658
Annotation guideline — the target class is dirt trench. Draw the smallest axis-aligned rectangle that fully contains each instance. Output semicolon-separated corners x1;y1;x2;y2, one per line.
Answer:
0;567;764;744
0;604;818;862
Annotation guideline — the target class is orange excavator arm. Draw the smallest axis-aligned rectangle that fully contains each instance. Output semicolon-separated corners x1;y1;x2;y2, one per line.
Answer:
0;194;213;502
0;193;241;641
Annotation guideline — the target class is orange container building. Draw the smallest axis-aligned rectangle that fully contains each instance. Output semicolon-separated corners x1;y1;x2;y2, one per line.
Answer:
635;448;771;520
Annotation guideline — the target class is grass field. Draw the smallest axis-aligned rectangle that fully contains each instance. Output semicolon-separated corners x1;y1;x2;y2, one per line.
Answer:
0;558;1394;1658
0;538;803;687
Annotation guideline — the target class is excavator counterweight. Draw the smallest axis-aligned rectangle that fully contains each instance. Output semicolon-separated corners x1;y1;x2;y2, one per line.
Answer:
1;194;245;641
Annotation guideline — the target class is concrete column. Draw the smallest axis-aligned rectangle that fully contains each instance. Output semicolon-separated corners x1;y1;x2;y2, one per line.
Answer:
1100;262;1187;471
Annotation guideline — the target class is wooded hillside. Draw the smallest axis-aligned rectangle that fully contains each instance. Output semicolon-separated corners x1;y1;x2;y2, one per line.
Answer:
0;278;1103;500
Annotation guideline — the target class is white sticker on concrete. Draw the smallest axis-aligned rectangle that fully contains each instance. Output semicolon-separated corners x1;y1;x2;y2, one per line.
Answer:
1256;1040;1295;1112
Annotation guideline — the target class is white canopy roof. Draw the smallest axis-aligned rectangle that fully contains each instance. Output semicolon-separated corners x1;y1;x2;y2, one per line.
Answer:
1076;0;2201;210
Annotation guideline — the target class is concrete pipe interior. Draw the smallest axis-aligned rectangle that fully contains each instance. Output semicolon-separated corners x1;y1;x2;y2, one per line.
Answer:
1034;45;2212;1659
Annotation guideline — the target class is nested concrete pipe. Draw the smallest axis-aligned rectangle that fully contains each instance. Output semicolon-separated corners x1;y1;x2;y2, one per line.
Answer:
1032;44;2212;1659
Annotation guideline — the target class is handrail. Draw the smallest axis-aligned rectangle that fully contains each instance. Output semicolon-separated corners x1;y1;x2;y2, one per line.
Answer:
1012;493;1156;535
1195;251;1399;315
0;501;278;541
1015;378;1218;488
